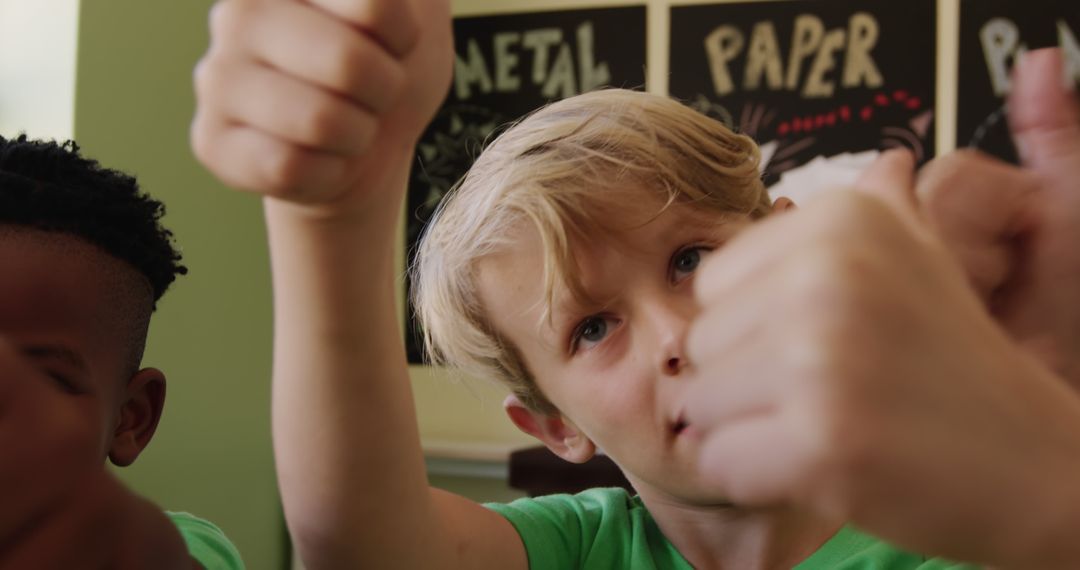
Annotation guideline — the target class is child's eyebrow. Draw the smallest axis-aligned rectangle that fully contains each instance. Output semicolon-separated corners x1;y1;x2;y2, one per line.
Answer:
22;344;88;373
549;291;615;335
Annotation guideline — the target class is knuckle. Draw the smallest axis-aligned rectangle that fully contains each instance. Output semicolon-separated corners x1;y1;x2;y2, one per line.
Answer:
191;56;217;96
367;1;410;33
326;37;369;91
925;156;967;189
327;38;404;112
921;150;988;196
208;0;243;39
261;147;309;194
191;54;238;106
814;192;879;239
845;191;890;226
189;115;227;179
299;99;344;145
951;147;991;166
348;0;419;56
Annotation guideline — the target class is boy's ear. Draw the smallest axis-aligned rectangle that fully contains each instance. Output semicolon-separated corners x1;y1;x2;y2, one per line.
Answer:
503;395;595;464
772;196;797;212
108;367;167;467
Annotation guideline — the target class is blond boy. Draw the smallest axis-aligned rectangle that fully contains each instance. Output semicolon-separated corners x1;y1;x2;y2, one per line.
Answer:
191;1;1080;568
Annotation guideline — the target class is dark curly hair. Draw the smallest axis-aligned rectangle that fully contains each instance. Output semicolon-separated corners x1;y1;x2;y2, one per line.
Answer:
0;134;187;304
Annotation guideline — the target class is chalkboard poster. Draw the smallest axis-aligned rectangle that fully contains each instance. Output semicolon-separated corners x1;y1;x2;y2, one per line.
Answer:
957;0;1080;163
404;7;647;363
669;0;936;204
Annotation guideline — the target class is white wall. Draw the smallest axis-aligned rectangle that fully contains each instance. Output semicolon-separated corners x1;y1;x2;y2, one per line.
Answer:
0;0;81;141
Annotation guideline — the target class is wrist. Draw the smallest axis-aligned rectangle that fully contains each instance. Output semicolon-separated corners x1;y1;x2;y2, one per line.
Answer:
1001;388;1080;568
1026;455;1080;568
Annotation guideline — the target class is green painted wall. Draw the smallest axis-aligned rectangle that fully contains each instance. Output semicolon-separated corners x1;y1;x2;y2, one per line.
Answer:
74;2;285;568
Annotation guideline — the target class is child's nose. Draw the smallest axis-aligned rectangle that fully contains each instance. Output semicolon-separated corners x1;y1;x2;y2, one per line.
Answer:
664;356;686;376
645;296;696;377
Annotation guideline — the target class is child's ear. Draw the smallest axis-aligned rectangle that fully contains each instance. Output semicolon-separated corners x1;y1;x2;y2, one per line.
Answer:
108;367;167;467
772;196;797;212
503;395;596;464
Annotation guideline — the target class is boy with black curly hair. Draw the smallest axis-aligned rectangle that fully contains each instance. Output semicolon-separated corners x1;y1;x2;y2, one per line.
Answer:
0;134;242;568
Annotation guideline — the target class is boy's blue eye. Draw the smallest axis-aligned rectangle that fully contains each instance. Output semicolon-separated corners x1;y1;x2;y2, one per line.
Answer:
671;246;709;281
581;318;607;342
571;315;612;353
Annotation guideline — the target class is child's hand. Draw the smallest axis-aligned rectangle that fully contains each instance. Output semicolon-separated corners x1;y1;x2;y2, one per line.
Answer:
679;154;1080;568
191;0;452;214
918;48;1080;387
0;339;192;569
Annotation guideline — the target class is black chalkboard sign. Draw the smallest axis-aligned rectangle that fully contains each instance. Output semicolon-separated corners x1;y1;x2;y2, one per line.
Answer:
957;0;1080;163
404;7;647;364
669;0;935;201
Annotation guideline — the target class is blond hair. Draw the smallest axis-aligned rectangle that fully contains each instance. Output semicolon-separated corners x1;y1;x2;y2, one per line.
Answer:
412;89;771;413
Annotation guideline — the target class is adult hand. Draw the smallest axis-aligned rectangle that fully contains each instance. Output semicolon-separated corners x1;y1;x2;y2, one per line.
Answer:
191;0;453;215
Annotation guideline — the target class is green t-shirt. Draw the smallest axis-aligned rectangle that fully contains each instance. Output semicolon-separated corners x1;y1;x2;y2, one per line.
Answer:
167;512;245;570
487;488;978;569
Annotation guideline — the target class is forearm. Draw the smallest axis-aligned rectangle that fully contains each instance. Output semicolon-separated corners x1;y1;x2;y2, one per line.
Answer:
1002;433;1080;569
264;160;442;568
973;360;1080;570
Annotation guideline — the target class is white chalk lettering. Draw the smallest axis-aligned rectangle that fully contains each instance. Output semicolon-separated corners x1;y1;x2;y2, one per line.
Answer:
787;15;825;90
577;21;611;92
805;29;845;97
494;32;522;91
454;22;611;101
705;25;744;96
744;22;784;91
842;13;883;90
543;43;577;98
455;39;494;100
1060;19;1080;84
981;18;1023;96
705;13;884;98
522;28;562;84
980;18;1080;96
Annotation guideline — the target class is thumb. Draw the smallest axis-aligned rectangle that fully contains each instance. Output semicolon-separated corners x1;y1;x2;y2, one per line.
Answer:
855;148;920;226
1008;48;1080;173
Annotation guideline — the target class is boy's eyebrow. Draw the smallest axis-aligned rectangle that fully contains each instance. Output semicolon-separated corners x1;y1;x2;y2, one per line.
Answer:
22;344;89;373
550;292;613;336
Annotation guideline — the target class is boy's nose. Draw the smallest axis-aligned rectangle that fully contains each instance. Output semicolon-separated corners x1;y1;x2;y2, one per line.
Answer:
644;295;696;377
664;356;686;376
